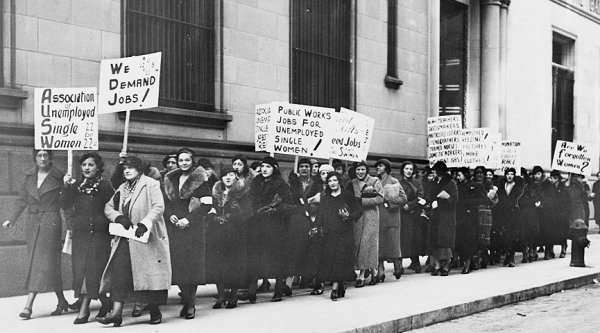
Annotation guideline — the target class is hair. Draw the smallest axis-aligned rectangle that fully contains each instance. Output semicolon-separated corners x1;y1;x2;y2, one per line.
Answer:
78;152;105;175
332;159;346;173
324;171;342;194
231;155;250;178
250;161;261;171
399;161;415;180
505;167;517;176
176;148;196;169
32;149;54;161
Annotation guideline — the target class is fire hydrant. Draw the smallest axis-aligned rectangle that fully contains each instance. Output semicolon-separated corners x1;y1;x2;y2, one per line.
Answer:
568;218;590;267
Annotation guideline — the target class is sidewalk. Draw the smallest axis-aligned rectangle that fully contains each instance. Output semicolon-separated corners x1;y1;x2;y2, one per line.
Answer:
1;233;600;333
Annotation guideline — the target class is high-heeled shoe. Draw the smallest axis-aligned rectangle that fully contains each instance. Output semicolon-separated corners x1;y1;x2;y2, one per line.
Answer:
132;303;144;317
355;279;365;288
69;299;82;311
282;285;293;297
149;309;162;325
225;297;238;309
73;312;90;324
19;307;32;319
256;280;271;293
96;299;113;319
50;301;70;316
96;314;123;327
330;289;339;301
238;291;257;303
185;306;196;319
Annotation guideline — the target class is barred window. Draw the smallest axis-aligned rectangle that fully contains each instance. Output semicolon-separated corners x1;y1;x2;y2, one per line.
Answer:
291;0;352;109
125;0;215;111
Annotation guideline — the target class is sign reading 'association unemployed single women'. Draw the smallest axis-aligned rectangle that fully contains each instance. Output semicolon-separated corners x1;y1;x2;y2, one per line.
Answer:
98;52;162;114
34;87;98;150
255;103;272;152
552;140;593;176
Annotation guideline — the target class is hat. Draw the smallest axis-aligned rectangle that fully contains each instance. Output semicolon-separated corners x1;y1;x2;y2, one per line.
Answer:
220;166;238;179
309;158;319;166
122;155;144;170
431;161;448;174
162;151;178;168
550;170;562;179
319;164;335;173
458;167;470;176
354;160;369;169
261;156;279;169
375;158;392;172
298;158;312;167
197;158;215;170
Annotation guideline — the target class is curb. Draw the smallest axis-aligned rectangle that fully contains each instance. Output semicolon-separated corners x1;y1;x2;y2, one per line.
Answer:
343;272;600;332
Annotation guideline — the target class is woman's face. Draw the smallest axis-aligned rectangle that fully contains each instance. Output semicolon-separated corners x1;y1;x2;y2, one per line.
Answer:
475;169;484;182
485;171;494;180
222;172;238;187
81;157;98;179
457;172;466;182
261;163;274;178
311;164;319;176
427;172;435;181
355;166;367;180
232;159;245;174
376;164;386;176
166;158;178;172
327;176;340;191
320;170;329;182
403;164;413;178
178;153;193;172
298;163;311;177
35;150;51;170
123;165;140;180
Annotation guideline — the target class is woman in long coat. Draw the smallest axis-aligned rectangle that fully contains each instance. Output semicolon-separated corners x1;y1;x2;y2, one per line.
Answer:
375;159;407;281
163;148;212;319
99;155;171;327
518;168;542;263
210;167;251;309
472;166;497;268
3;150;74;319
244;156;293;302
539;170;571;259
315;172;363;301
61;152;114;324
427;161;458;276
399;161;427;273
351;160;384;287
494;168;525;267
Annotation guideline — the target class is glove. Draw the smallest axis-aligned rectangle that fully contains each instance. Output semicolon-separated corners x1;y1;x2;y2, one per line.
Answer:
115;215;132;230
135;223;148;237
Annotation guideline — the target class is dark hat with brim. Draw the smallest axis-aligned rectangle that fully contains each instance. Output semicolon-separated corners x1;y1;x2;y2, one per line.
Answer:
122;155;144;170
431;161;448;173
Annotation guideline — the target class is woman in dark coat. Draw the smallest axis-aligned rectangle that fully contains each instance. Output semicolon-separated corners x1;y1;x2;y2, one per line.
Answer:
399;161;427;273
210;167;251;309
286;158;323;288
519;167;543;263
375;159;407;281
315;172;363;301
163;148;212;319
455;167;487;274
473;166;497;268
592;172;600;226
3;149;74;319
564;173;587;257
494;168;525;267
243;156;293;302
61;152;114;324
427;161;458;276
539;170;571;259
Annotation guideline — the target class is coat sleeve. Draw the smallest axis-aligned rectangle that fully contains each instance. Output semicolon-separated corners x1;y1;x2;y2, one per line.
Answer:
361;178;384;207
60;183;77;210
440;180;458;205
385;179;407;208
137;179;165;231
346;190;364;222
104;188;122;223
187;182;213;221
7;178;28;223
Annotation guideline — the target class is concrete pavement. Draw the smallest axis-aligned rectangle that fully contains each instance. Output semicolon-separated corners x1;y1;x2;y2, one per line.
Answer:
1;233;600;332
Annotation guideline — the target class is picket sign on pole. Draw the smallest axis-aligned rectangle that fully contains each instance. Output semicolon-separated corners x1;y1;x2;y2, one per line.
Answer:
122;110;131;154
67;150;73;176
294;156;299;173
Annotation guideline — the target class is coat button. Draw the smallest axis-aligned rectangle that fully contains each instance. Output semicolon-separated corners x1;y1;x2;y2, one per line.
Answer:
158;260;161;263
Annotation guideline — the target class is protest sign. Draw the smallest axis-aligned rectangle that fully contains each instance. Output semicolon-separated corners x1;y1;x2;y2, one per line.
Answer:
98;52;162;114
329;108;375;162
34;87;98;151
255;103;273;152
267;103;335;159
427;115;463;167
460;128;491;168
499;141;522;175
551;140;593;176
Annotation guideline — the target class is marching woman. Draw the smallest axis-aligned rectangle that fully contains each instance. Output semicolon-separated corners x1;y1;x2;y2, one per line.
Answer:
99;155;171;327
61;152;114;324
427;161;458;276
243;156;293;302
3;150;75;319
210;167;251;309
399;161;427;273
375;159;407;281
351;160;384;287
163;148;213;319
314;172;363;301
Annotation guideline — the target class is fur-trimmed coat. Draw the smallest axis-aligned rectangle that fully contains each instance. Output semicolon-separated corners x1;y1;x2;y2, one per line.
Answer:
248;173;293;278
163;167;212;285
206;180;251;287
378;173;407;259
7;166;65;292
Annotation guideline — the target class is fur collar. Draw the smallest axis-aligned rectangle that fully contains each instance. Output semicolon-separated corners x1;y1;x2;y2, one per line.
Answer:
212;180;245;207
164;166;207;201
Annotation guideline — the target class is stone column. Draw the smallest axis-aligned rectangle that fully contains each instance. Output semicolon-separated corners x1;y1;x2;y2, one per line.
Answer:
499;0;510;139
480;0;501;131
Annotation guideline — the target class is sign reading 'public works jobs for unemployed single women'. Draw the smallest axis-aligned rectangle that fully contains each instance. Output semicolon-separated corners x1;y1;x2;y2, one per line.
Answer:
34;87;98;150
98;52;162;113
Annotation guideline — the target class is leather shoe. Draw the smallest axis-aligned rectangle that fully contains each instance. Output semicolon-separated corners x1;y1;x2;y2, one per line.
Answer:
149;311;162;325
271;292;283;302
355;279;365;288
132;303;143;317
50;301;70;316
185;306;196;319
19;307;32;319
73;313;90;325
330;290;338;301
96;314;123;327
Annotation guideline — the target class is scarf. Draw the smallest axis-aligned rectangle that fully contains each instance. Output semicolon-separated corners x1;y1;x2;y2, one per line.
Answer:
122;175;140;201
77;176;102;196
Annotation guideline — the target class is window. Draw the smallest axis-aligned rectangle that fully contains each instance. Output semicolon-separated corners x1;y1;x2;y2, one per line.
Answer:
125;0;215;111
551;32;575;155
291;0;352;109
0;0;4;88
439;0;467;119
